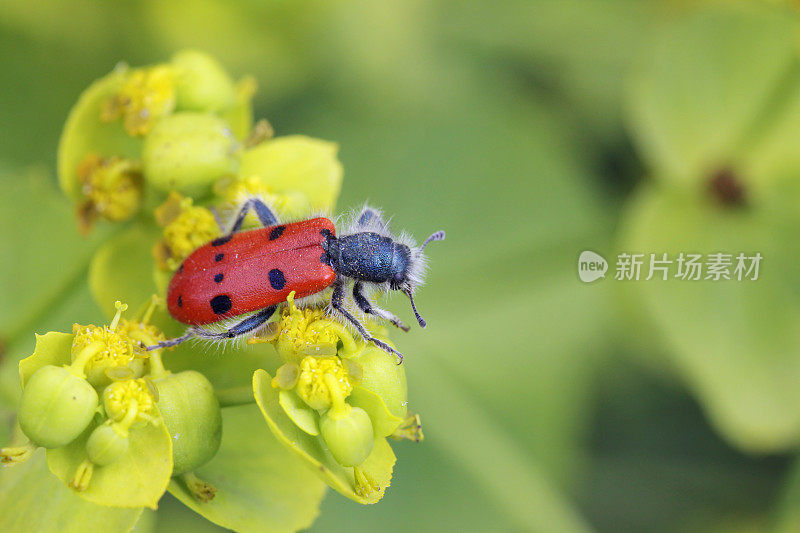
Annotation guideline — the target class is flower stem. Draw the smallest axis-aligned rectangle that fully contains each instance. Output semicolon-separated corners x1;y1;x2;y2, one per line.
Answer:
215;385;255;407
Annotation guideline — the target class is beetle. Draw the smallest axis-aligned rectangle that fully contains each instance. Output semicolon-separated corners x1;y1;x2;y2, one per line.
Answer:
149;198;445;361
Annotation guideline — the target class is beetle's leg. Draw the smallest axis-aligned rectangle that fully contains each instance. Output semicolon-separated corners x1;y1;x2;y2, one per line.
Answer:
352;282;410;332
355;206;388;231
227;198;279;234
147;305;278;350
330;281;404;363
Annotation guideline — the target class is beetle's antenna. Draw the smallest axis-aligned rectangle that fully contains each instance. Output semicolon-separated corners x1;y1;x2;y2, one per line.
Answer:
147;331;193;351
419;230;445;253
403;287;427;328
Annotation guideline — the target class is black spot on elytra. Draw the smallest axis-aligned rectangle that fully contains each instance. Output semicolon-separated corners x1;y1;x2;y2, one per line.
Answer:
210;294;232;315
214;273;224;283
215;253;224;262
177;295;183;308
269;226;286;240
211;235;232;247
268;269;286;290
320;229;332;238
178;264;184;274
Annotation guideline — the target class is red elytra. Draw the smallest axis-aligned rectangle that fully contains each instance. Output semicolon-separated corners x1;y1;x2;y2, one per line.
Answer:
167;217;336;325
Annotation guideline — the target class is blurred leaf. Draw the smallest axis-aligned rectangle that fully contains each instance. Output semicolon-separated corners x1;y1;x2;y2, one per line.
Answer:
444;0;660;139
168;404;326;533
0;448;141;533
141;0;317;103
0;168;113;346
153;494;225;533
47;409;173;509
619;184;800;451
775;456;800;532
405;355;592;533
627;2;798;185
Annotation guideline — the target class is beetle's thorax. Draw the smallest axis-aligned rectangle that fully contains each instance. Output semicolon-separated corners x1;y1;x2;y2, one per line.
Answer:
323;231;410;285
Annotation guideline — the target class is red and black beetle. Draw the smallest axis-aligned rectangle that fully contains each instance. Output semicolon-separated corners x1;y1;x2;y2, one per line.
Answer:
151;198;445;361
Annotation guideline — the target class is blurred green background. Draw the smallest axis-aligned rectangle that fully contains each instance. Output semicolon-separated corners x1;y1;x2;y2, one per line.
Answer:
5;0;800;531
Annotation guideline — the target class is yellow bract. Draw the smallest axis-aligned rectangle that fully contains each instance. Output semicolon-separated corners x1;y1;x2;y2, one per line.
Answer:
102;65;176;136
295;356;353;411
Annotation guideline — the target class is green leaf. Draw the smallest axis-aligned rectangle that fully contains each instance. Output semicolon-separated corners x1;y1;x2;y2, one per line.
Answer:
254;369;396;504
238;136;344;212
18;332;73;387
57;67;143;200
619;184;800;451
0;169;113;346
47;409;173;509
168;404;326;533
627;2;798;185
0;449;141;533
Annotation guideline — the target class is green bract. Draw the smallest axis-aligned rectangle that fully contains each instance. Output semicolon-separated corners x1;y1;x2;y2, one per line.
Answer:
47;409;172;509
238;135;344;212
348;343;408;419
142;112;238;197
57;67;143;202
254;369;396;504
153;370;222;475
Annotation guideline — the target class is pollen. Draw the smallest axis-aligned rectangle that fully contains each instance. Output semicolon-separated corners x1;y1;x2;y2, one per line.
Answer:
154;192;221;270
76;153;142;232
103;378;156;424
270;292;339;359
102;65;176;136
295;355;353;411
71;301;146;377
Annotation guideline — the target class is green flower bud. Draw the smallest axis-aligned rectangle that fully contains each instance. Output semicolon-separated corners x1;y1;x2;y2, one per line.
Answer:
172;50;236;112
86;423;129;466
142;112;238;197
320;405;374;467
18;365;98;448
154;370;222;475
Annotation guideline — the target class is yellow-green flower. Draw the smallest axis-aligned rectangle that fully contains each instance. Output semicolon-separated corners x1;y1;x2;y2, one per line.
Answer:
295;356;354;411
102;378;157;425
75;153;142;232
153;192;221;271
101;65;177;137
71;302;148;387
